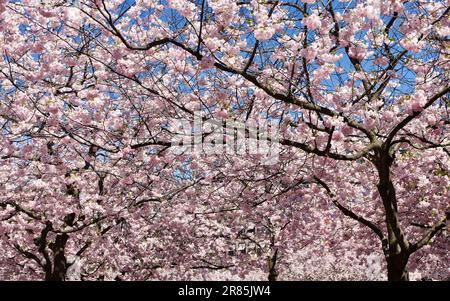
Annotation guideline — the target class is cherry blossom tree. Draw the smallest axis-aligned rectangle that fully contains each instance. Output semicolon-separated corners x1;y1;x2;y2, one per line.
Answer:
0;0;449;281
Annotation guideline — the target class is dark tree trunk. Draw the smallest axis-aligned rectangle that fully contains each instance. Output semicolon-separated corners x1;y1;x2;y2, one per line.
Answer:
268;270;277;281
267;249;278;281
375;150;411;281
387;253;410;281
45;233;69;281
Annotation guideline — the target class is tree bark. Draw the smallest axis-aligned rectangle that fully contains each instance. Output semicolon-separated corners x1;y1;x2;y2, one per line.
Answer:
375;150;411;281
267;249;278;281
387;253;410;281
268;271;277;281
45;233;69;281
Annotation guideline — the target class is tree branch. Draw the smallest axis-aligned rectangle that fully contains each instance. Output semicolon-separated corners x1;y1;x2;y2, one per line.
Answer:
314;176;388;254
409;211;449;253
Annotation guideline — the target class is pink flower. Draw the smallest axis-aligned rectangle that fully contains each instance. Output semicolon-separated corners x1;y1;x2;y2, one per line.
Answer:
300;47;317;62
111;120;123;131
319;53;342;63
409;91;427;113
410;101;423;113
382;111;394;122
332;131;345;141
111;49;122;60
426;115;436;126
303;13;322;29
392;0;404;13
216;110;229;119
254;26;275;41
199;55;215;70
66;58;77;67
121;176;133;185
341;126;353;136
349;46;369;61
48;105;59;115
79;113;91;125
3;143;14;156
204;38;221;51
400;37;424;54
364;117;377;129
374;56;389;66
32;43;45;53
313;66;331;81
38;9;54;18
61;136;71;145
363;5;380;20
47;117;59;127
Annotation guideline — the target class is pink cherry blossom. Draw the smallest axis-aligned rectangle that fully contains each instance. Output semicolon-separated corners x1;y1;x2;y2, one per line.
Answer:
254;26;276;41
199;55;215;70
303;13;322;29
0;0;448;282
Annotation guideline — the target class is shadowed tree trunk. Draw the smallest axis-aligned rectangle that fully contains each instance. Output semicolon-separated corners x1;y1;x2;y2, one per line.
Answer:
45;233;69;281
387;253;410;281
376;148;411;281
267;249;278;281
